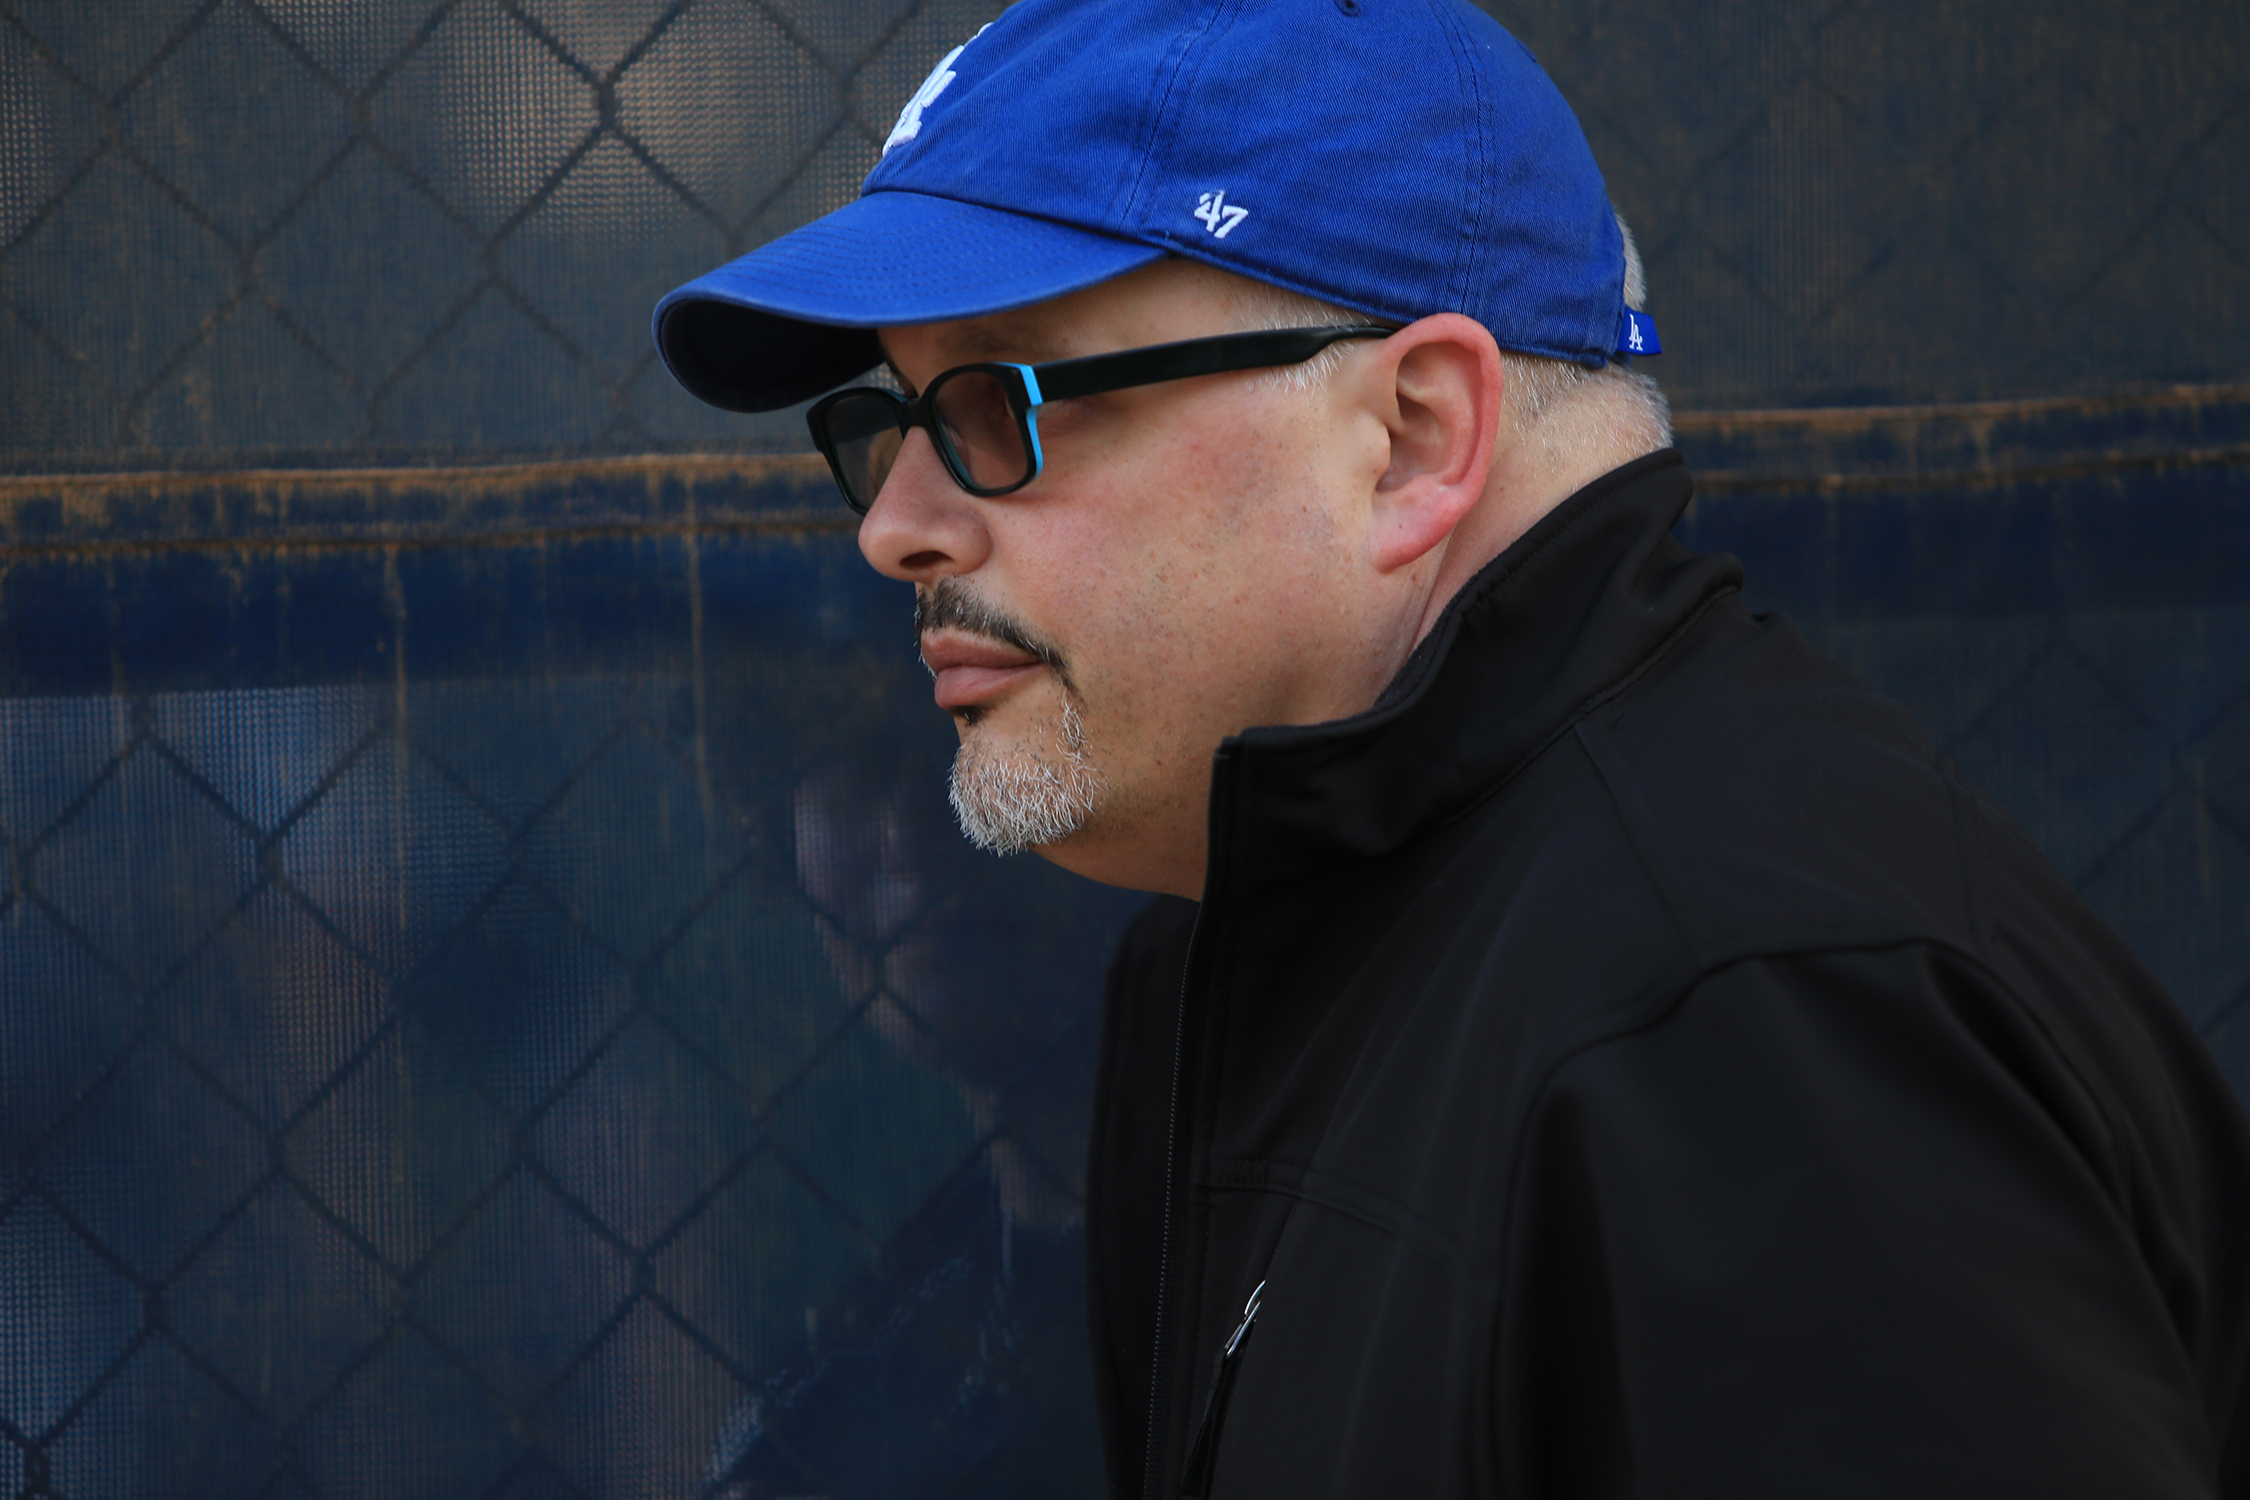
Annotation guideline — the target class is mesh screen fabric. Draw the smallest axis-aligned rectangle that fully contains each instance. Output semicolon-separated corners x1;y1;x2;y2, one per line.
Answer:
1;0;2245;468
0;0;1009;469
1;1;2247;1497
0;526;1140;1498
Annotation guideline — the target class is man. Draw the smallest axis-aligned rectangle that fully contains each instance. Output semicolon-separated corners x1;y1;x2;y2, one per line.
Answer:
654;0;2250;1495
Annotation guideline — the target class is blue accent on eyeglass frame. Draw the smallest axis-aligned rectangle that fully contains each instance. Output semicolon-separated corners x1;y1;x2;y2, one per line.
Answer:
1015;364;1045;473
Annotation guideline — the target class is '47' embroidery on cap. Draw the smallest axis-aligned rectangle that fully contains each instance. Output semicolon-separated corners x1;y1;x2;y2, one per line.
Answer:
1194;191;1249;239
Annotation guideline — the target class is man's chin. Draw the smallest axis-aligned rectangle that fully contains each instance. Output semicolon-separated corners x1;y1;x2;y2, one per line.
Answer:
945;704;1104;856
949;670;1062;739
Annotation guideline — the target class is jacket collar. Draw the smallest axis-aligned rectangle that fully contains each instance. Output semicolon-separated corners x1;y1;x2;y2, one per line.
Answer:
1206;449;1738;894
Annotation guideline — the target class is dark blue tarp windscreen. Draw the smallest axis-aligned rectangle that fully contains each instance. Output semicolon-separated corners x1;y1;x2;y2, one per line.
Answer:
1;1;2245;1497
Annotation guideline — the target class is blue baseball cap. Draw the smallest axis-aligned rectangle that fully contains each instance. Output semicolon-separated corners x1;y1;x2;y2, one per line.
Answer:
654;0;1657;414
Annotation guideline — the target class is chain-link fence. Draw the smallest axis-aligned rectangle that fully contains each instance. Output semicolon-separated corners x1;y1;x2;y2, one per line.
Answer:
0;474;1144;1499
2;0;2247;1497
2;0;1013;468
3;0;2243;468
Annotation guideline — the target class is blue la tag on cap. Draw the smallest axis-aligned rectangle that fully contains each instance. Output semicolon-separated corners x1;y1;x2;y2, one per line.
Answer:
1616;308;1659;357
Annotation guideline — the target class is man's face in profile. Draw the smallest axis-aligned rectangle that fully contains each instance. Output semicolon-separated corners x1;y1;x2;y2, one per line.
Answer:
854;259;1392;895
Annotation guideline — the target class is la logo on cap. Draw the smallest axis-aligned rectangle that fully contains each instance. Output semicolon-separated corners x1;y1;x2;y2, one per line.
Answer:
883;24;991;156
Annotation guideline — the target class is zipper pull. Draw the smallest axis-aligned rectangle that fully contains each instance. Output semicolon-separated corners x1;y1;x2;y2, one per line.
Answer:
1179;1280;1264;1497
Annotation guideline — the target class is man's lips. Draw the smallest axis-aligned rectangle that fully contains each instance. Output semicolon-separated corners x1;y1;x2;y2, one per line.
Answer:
921;633;1045;710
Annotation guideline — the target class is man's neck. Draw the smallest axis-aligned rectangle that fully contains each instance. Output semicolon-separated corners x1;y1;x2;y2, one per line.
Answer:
1413;436;1662;647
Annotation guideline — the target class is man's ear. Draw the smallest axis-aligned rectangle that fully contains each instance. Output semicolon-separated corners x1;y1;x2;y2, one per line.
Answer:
1362;314;1503;575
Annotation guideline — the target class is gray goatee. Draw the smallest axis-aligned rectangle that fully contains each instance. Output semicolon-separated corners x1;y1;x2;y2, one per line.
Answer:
916;579;1103;854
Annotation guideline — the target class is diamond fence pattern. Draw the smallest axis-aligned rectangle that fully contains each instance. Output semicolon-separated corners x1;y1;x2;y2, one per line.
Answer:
1;0;2244;469
1505;0;2250;405
2;2;2247;1498
2;630;1133;1499
0;0;1005;468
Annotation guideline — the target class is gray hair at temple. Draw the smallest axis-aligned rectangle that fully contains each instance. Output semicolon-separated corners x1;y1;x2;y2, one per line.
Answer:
1234;207;1672;471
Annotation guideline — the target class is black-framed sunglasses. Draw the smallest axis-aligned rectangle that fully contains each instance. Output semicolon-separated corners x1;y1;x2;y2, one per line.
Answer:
805;324;1394;515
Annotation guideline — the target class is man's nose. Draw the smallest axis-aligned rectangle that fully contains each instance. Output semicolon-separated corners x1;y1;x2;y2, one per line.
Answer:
855;428;992;583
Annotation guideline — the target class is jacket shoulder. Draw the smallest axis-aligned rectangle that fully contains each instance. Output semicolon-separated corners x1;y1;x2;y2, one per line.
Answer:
1500;941;2246;1496
1576;595;1979;964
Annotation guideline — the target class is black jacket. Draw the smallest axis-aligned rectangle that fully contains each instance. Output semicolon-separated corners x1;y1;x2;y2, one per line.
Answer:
1086;451;2250;1499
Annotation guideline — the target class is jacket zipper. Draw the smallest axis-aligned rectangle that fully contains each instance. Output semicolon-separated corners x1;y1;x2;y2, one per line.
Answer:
1178;1279;1263;1497
1142;905;1201;1500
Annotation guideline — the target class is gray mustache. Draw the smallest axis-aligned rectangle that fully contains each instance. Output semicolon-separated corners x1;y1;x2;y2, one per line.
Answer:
914;579;1069;678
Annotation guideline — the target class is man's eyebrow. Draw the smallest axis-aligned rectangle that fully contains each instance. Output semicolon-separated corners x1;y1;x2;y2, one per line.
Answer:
874;325;1075;389
950;325;1072;365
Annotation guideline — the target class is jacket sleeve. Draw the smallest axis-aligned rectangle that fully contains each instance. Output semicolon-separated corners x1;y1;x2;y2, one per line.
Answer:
1497;942;2226;1500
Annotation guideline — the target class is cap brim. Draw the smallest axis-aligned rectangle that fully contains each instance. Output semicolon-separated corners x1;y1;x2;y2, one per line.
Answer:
653;191;1166;413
